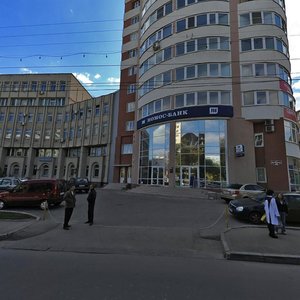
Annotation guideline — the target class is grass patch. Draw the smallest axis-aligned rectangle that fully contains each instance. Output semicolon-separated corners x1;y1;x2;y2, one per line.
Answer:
0;211;35;220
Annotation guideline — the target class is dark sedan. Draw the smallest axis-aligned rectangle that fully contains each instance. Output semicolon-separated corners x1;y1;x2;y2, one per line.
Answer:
68;178;90;193
228;193;300;224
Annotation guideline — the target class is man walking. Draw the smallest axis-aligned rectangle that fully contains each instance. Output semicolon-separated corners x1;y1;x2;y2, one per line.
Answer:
85;184;97;225
63;185;76;230
264;189;280;238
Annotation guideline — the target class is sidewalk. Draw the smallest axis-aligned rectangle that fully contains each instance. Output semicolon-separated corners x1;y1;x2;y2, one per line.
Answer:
221;226;300;265
1;185;300;265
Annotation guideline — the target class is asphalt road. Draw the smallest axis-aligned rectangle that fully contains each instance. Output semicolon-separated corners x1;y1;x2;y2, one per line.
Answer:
1;249;300;300
1;188;299;299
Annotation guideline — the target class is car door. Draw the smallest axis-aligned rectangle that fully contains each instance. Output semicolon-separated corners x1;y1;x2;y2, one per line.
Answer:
285;195;300;223
7;182;31;206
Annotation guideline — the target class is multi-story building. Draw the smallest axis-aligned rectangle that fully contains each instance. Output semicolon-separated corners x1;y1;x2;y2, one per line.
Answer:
117;0;300;191
0;73;119;185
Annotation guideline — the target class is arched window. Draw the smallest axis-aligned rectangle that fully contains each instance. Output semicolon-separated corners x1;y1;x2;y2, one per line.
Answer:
93;164;99;177
12;164;20;177
41;164;49;177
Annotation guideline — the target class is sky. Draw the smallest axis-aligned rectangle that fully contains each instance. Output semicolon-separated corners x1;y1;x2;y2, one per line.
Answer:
0;0;299;108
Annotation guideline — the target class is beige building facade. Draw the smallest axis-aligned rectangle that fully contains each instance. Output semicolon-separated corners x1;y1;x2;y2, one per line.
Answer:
0;73;119;185
118;0;300;191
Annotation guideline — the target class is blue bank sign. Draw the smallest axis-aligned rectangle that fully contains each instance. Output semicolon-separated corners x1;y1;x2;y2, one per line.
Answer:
137;105;233;129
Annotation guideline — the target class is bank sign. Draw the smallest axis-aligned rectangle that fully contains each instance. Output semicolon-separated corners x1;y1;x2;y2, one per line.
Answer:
137;105;233;129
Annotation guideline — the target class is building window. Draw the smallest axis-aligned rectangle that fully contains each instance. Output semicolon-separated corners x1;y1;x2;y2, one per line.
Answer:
284;121;297;143
127;84;136;94
93;164;100;177
95;105;100;116
127;102;135;112
256;167;267;183
126;121;134;131
41;165;49;177
122;144;133;154
254;133;264;147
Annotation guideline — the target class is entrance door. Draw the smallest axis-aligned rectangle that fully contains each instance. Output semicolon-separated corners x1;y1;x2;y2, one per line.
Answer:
151;167;164;185
180;166;198;187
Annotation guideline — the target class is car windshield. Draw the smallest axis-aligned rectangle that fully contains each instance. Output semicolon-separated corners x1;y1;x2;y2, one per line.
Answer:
249;192;266;203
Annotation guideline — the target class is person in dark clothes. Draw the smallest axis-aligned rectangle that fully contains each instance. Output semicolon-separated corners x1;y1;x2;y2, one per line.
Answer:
276;193;288;234
63;185;76;230
85;184;97;225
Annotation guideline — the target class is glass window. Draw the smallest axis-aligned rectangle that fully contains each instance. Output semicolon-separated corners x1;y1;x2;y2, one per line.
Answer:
186;66;196;78
209;92;219;104
198;92;207;105
198;64;207;77
244;92;254;105
254;133;264;147
254;38;263;49
242;64;253;77
176;19;186;32
197;15;207;26
255;64;265;76
209;64;219;76
175;94;184;108
186;93;195;106
209;37;218;50
252;12;262;24
241;39;251;51
198;38;207;50
186;40;195;52
240;13;250;27
218;13;228;25
176;68;185;81
256;91;267;104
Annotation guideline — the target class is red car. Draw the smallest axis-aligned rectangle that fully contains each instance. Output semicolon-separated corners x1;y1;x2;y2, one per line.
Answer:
0;179;67;210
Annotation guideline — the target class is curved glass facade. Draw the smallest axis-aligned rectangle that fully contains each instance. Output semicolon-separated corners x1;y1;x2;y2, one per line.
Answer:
139;120;226;187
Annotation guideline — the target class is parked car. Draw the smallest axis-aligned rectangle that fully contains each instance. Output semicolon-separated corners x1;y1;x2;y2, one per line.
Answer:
220;183;265;203
68;177;90;193
0;179;67;210
0;177;20;191
228;192;300;224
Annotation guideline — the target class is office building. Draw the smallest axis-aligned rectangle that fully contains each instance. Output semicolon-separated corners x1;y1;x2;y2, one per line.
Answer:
117;0;299;191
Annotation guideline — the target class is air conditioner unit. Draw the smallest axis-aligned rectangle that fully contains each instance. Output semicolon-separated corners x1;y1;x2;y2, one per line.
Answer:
21;122;25;126
152;41;160;51
265;125;275;133
265;119;274;126
60;138;65;143
39;91;45;95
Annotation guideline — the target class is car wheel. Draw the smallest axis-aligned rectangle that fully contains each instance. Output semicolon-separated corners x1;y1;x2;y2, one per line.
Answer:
249;211;262;224
40;201;48;210
0;200;4;210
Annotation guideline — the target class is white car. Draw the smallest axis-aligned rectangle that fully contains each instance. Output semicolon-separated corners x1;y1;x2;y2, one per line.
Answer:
220;183;265;203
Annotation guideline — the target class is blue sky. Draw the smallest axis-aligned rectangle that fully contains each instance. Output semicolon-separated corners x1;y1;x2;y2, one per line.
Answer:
0;0;124;96
0;0;299;108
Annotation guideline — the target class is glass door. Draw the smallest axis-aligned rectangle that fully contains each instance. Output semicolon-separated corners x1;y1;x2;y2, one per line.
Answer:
151;167;164;185
180;166;198;187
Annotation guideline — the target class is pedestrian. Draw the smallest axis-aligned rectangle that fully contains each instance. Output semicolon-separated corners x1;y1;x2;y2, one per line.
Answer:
63;185;76;230
85;184;97;225
264;189;280;238
276;193;288;234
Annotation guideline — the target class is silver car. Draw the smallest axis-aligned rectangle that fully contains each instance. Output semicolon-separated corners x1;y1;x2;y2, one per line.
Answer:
221;183;265;203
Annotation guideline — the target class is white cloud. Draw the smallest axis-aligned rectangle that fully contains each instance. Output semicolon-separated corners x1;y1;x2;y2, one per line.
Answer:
107;77;120;84
20;68;35;74
73;72;93;86
94;74;102;79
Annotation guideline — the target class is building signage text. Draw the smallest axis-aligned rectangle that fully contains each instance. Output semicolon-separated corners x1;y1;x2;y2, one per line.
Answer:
137;105;233;129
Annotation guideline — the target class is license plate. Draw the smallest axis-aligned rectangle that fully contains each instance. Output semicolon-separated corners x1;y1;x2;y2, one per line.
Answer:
79;185;85;187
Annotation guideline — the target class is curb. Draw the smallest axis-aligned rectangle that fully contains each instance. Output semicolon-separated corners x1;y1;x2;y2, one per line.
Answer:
221;226;300;265
0;210;40;241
